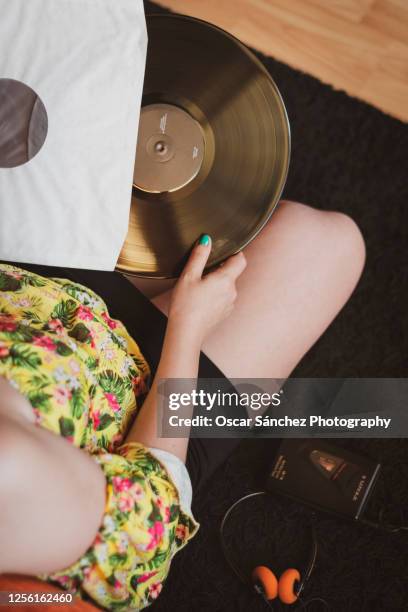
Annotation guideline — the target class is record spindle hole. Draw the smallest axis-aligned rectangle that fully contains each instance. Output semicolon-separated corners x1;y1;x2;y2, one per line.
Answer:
155;141;167;154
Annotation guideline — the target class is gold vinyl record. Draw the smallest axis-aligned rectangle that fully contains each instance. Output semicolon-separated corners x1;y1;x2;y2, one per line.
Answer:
117;14;290;278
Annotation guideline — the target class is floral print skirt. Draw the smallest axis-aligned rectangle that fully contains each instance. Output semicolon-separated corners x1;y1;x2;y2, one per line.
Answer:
0;264;198;610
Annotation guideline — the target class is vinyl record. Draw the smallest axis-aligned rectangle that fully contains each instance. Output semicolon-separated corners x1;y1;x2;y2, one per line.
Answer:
117;14;290;278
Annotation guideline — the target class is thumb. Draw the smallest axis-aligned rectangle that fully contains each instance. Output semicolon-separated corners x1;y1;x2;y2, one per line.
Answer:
182;234;212;280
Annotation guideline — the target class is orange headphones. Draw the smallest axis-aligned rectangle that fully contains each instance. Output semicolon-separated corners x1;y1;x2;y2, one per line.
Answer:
220;492;318;608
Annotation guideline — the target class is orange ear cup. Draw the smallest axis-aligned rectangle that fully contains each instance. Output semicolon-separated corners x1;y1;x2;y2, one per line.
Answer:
278;568;301;605
252;566;278;600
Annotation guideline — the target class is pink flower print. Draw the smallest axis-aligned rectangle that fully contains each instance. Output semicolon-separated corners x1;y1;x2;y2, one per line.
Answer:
0;314;17;332
69;359;81;374
108;433;123;451
130;482;144;503
136;571;157;585
48;318;64;335
118;493;134;513
53;386;72;405
176;524;189;540
112;477;133;493
88;328;96;349
33;335;57;352
112;576;129;599
32;408;43;425
101;311;118;330
77;305;94;321
149;582;163;600
17;298;30;308
91;409;101;430
55;575;70;586
146;521;164;550
93;533;103;547
0;342;10;359
104;392;121;412
104;348;115;360
163;506;171;524
156;498;169;521
7;271;22;280
132;376;147;394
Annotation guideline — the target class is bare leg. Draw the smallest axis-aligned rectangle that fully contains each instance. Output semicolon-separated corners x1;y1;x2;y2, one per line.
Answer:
0;411;106;575
152;201;366;379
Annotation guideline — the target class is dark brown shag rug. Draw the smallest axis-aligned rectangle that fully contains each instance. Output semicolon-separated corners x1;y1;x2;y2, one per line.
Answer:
144;3;408;611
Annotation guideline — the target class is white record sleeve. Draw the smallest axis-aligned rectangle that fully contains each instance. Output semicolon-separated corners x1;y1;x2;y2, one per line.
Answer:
0;0;147;270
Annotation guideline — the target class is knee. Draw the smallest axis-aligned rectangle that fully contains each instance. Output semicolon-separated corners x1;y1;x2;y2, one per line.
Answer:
277;200;366;284
327;210;366;281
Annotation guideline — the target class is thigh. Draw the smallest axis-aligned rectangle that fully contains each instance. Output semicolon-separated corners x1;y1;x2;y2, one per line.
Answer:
153;201;366;379
0;412;106;575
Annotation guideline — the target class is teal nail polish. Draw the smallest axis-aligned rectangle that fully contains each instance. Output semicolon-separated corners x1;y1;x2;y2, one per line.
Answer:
199;234;210;246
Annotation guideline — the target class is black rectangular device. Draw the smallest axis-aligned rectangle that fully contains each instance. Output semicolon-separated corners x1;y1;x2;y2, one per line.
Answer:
266;440;381;520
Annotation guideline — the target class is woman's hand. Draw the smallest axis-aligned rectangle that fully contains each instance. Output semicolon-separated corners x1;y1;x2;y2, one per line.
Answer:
128;234;246;460
168;234;247;346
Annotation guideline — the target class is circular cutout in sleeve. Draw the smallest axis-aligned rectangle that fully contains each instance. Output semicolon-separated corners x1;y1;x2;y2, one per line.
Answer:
0;78;48;169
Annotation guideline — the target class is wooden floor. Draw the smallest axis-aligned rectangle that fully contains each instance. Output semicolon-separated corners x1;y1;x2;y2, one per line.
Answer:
155;0;408;122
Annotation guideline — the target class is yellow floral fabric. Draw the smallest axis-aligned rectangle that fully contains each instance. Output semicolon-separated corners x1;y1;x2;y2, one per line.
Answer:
48;444;198;610
0;263;198;610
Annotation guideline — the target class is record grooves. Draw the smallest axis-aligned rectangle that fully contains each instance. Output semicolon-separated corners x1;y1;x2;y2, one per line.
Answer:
117;14;290;278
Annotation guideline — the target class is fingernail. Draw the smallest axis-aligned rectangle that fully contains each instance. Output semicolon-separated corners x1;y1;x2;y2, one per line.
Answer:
199;234;210;246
